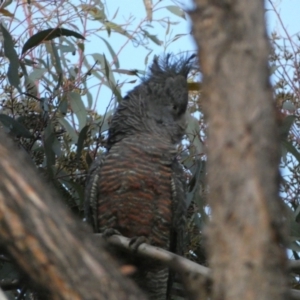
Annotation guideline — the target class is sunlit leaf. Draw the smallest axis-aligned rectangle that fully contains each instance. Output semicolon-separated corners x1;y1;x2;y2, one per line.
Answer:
58;98;68;115
165;5;186;19
94;54;120;100
79;4;106;20
78;42;85;52
105;21;131;39
57;117;77;143
142;29;162;45
50;41;63;75
0;8;14;17
102;56;121;103
270;64;278;74
282;100;296;112
92;53;104;65
98;36;119;68
24;76;38;97
58;44;76;53
68;91;87;131
29;68;47;81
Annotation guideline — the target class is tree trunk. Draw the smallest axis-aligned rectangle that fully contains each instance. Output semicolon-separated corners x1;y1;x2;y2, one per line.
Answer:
0;131;146;300
190;1;288;299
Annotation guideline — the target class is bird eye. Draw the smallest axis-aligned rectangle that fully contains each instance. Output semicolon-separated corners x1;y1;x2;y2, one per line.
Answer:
173;105;177;111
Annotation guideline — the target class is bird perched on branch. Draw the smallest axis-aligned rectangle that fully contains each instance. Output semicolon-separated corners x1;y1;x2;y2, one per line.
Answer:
85;53;195;300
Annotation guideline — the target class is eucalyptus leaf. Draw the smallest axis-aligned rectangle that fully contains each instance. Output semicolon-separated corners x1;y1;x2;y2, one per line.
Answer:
24;76;38;97
141;29;162;45
165;5;186;19
282;100;295;111
281;140;300;164
22;27;85;54
0;24;21;92
98;37;119;68
29;68;48;81
58;117;78;143
0;114;33;138
68;92;87;131
279;115;296;140
51;41;63;75
59;99;68;115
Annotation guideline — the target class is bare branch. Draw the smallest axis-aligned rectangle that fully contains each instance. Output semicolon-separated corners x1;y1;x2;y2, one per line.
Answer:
99;233;210;277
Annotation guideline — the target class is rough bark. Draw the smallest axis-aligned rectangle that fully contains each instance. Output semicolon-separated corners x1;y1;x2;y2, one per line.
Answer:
0;131;146;300
190;1;288;300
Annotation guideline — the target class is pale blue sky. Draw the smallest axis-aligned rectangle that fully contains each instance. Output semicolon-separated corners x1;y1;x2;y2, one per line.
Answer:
93;0;300;114
266;0;299;36
7;0;299;114
88;0;196;113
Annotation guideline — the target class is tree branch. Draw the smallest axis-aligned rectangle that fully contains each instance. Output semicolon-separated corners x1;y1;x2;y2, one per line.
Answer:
190;1;288;299
102;233;300;299
99;234;210;278
0;130;146;300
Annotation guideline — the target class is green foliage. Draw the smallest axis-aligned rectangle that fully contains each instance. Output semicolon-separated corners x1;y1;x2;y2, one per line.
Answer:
0;24;21;92
0;1;203;297
5;0;300;297
22;28;85;55
268;4;300;287
0;1;203;296
0;0;193;218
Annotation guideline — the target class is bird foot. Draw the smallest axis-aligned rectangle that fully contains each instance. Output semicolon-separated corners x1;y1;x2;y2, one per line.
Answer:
129;236;149;251
102;228;122;239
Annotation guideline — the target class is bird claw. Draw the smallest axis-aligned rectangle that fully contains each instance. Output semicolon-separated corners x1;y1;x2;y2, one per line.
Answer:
129;236;148;251
102;228;122;239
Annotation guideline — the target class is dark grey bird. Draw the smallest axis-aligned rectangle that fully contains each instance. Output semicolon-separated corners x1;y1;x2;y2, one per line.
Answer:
85;54;195;299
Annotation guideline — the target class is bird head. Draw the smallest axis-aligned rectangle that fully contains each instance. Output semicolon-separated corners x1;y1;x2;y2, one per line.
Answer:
107;53;196;148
